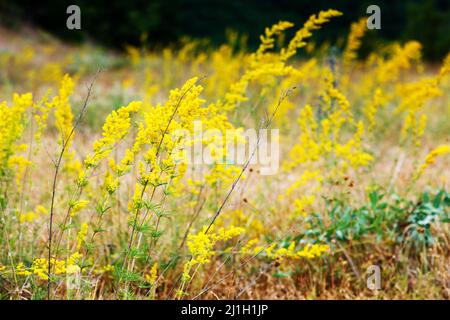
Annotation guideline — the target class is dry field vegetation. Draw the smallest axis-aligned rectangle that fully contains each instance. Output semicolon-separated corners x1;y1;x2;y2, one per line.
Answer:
0;10;449;300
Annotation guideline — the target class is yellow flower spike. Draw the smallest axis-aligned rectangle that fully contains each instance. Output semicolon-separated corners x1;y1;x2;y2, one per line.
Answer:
145;262;158;286
76;223;89;250
241;238;260;255
376;41;422;84
104;172;119;194
182;225;244;285
365;88;385;133
256;21;294;58
85;101;142;168
52;74;75;145
281;9;342;61
343;18;367;69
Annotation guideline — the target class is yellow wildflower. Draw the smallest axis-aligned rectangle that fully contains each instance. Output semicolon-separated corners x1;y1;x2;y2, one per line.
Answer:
416;145;450;178
343;18;367;68
76;223;89;250
281;9;342;61
145;262;158;285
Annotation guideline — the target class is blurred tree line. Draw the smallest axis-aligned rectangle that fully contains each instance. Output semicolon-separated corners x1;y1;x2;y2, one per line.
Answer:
1;0;448;61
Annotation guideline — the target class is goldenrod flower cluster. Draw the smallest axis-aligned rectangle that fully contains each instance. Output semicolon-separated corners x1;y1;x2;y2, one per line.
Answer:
281;10;342;61
342;18;367;68
242;240;329;261
416;145;450;178
15;255;81;281
1;8;449;300
182;225;244;282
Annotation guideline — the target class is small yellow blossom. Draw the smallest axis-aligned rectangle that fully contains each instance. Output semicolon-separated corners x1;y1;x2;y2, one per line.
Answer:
416;145;450;178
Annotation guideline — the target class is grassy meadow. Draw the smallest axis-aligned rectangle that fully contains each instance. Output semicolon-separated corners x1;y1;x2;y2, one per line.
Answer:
0;10;449;300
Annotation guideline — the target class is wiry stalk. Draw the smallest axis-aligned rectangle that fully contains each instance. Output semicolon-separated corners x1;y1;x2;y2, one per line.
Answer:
47;72;98;300
204;87;295;234
171;88;295;299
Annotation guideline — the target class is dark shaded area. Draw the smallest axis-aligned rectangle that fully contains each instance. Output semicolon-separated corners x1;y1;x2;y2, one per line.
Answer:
1;0;448;60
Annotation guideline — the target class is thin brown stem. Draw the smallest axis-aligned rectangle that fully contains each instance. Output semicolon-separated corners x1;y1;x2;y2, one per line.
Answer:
204;88;295;234
47;71;99;300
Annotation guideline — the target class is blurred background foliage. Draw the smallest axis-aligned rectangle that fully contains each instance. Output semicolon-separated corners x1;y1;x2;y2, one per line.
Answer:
1;0;449;61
